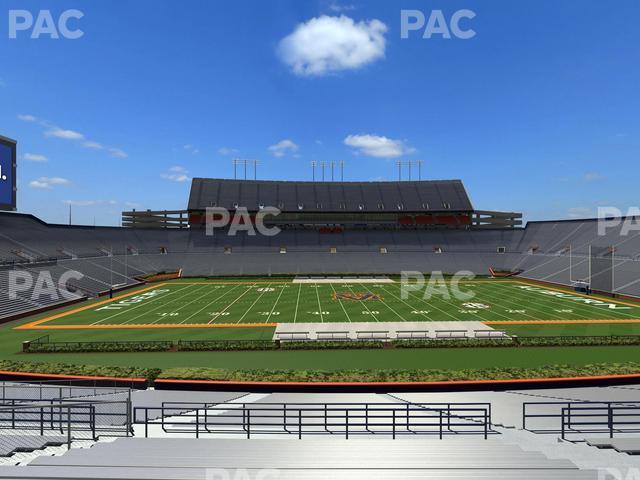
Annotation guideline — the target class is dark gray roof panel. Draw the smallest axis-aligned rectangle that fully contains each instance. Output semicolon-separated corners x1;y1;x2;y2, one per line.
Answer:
188;179;473;212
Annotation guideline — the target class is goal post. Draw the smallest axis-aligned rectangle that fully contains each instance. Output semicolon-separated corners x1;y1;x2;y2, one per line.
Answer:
589;244;615;295
568;244;590;290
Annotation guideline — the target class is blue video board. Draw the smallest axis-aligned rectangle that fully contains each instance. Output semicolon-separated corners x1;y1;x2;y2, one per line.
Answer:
0;136;16;211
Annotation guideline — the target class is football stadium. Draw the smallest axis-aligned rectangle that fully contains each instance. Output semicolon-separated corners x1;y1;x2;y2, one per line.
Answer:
2;1;640;478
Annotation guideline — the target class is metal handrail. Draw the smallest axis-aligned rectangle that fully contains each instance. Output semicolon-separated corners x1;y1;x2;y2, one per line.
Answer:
523;401;640;437
134;402;494;440
0;398;132;448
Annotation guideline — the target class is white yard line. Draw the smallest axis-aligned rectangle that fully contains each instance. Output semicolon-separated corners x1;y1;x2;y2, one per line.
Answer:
358;283;405;322
329;283;353;323
472;284;568;321
123;284;213;325
347;284;379;322
204;284;252;324
265;285;286;323
401;287;464;322
422;283;514;323
293;283;302;324
315;285;324;323
146;284;213;324
378;285;432;321
180;284;242;323
91;284;193;325
237;284;272;324
505;284;640;320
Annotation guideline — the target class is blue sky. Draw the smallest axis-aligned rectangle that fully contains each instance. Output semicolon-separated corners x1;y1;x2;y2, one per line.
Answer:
1;0;639;225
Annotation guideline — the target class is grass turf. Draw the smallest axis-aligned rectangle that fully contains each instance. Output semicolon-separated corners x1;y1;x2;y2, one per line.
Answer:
3;277;640;372
18;278;640;328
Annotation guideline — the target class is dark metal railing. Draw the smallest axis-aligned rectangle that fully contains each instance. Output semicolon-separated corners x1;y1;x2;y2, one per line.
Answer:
523;401;640;439
0;380;133;402
0;398;132;449
134;402;494;439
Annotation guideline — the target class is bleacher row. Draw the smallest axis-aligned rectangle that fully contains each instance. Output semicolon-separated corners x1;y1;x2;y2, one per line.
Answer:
5;384;640;478
1;212;640;320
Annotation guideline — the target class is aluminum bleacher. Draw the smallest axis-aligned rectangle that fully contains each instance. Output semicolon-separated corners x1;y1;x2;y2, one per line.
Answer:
1;211;640;324
6;384;640;478
0;437;598;479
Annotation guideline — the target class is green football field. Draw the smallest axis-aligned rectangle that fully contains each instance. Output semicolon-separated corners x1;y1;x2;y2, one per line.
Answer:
5;278;640;372
18;278;640;330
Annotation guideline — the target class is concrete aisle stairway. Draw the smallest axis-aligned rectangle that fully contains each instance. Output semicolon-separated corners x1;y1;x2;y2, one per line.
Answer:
499;428;640;475
0;436;600;479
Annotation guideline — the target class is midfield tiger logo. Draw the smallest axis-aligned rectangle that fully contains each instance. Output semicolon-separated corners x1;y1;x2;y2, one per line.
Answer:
332;292;383;301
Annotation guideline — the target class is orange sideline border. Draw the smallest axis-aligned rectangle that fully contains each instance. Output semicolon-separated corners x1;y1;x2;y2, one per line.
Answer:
156;372;640;387
154;372;640;392
1;369;640;391
0;369;146;385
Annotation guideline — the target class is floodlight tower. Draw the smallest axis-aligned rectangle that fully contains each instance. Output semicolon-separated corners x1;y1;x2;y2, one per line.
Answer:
311;161;317;181
232;159;242;179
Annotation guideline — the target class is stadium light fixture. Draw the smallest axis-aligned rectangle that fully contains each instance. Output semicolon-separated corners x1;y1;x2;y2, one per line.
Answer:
232;158;242;179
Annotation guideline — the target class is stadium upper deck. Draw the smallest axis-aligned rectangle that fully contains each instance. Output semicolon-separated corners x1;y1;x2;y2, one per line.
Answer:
187;178;474;213
121;178;521;229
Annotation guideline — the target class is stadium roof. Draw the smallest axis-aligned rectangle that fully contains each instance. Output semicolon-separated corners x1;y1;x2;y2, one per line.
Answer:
188;178;473;213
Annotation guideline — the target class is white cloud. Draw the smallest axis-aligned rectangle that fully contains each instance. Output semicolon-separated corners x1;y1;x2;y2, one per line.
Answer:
584;172;604;182
344;134;414;158
83;141;104;150
82;141;127;158
161;166;191;183
108;148;128;159
277;15;387;76
29;177;71;189
24;117;127;159
45;127;85;141
218;147;239;156
17;114;37;122
63;199;117;207
163;174;191;182
268;139;299;157
328;2;356;13
184;144;200;155
568;207;593;219
23;153;48;162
